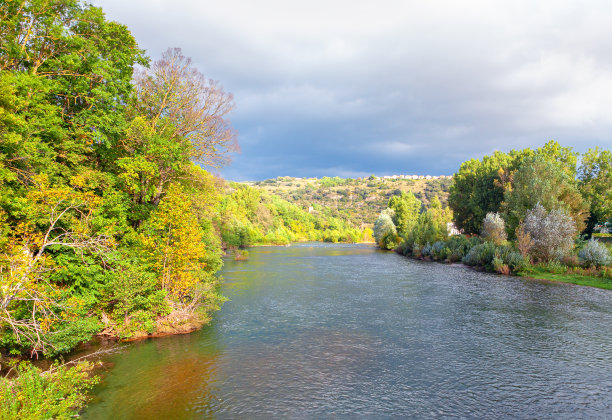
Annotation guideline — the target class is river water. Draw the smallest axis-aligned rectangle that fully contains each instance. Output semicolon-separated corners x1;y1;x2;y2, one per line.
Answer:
83;243;612;419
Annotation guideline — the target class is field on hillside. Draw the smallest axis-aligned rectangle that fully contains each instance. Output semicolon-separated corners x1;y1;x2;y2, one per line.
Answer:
243;176;453;227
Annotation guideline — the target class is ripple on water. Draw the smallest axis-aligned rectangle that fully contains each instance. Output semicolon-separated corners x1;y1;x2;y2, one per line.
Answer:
84;244;612;419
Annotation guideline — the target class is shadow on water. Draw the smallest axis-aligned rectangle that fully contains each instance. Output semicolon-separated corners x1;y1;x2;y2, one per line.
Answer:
84;243;612;419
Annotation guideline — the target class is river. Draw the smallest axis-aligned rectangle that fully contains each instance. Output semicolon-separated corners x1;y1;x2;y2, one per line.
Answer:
83;243;612;418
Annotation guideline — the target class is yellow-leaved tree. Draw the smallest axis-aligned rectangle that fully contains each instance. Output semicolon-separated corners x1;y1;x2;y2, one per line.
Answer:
0;177;112;356
139;183;223;317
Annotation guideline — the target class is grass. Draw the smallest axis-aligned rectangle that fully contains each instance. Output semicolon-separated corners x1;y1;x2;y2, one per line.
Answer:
518;266;612;290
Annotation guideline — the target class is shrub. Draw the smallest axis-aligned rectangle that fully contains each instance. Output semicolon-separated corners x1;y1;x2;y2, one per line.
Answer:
561;254;580;268
431;241;447;259
579;240;611;268
521;204;577;262
421;243;433;258
373;212;398;250
0;361;98;419
481;212;507;245
462;242;497;267
444;235;478;262
493;257;510;275
506;251;529;272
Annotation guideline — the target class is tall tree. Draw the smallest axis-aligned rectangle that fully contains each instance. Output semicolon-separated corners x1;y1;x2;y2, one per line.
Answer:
388;192;421;235
449;150;528;234
502;156;588;235
118;48;237;225
578;147;612;234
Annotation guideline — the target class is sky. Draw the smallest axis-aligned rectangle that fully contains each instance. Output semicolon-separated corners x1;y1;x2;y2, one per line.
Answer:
95;0;612;181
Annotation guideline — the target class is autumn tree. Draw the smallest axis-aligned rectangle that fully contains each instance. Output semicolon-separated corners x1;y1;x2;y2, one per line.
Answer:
118;48;237;225
0;179;111;356
139;184;222;310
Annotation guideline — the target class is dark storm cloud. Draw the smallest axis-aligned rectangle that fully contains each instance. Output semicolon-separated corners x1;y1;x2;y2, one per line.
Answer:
97;0;612;180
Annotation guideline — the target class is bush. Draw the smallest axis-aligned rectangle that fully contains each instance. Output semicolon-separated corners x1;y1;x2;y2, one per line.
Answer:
421;243;433;258
521;204;577;262
493;257;510;275
506;251;529;272
431;241;447;259
481;212;507;245
462;242;497;267
373;212;398;250
579;240;611;268
561;254;580;268
0;361;98;419
445;235;479;262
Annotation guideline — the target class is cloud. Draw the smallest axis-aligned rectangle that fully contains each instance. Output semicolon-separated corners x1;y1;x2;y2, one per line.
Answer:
96;0;612;180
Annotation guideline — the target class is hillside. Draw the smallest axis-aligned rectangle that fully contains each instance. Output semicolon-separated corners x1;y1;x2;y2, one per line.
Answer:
243;175;453;227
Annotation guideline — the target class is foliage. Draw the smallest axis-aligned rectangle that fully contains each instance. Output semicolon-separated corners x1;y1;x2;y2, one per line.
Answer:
578;147;612;234
140;184;221;301
579;240;611;268
0;361;98;420
131;48;236;168
521;204;577;262
428;195;453;232
0;1;238;355
373;213;398;250
449;141;583;235
462;242;498;267
449;149;528;234
100;256;170;338
388;192;421;235
248;176;452;229
502;156;587;235
515;224;534;258
0;178;112;356
481;212;507;245
218;182;365;247
319;176;346;188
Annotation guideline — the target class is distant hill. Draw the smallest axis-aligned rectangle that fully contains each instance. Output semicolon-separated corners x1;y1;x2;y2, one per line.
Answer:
242;175;453;227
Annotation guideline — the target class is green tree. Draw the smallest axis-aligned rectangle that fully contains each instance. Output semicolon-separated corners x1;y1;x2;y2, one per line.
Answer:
449;150;526;234
373;212;398;250
502;156;588;236
578;147;612;234
449;141;579;235
428;195;453;232
388;192;421;235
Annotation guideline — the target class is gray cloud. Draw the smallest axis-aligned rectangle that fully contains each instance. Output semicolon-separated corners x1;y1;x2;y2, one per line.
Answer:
97;0;612;180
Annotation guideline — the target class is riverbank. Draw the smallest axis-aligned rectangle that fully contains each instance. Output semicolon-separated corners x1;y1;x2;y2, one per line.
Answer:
518;266;612;289
397;248;612;290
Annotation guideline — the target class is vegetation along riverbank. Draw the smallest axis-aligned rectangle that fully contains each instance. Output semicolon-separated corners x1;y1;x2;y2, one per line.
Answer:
373;141;612;290
0;2;371;416
0;0;611;418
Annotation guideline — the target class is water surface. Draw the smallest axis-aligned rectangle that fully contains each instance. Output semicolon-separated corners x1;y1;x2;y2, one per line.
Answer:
84;243;612;418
